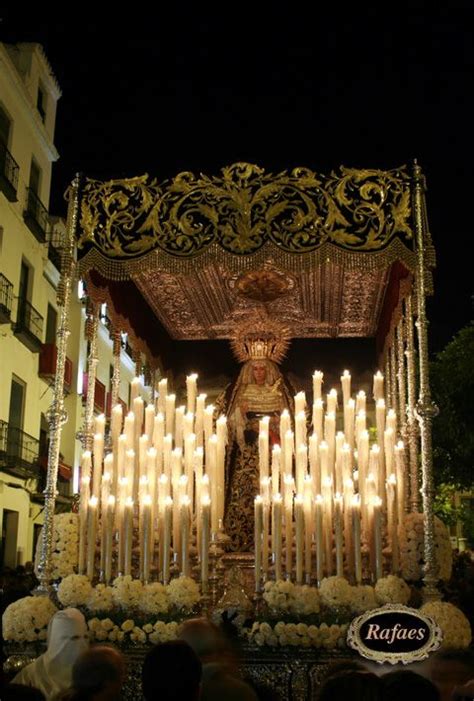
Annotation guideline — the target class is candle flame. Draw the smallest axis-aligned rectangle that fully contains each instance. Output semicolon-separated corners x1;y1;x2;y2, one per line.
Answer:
201;494;211;506
351;494;361;507
388;473;397;485
88;496;98;507
143;494;152;506
107;495;115;506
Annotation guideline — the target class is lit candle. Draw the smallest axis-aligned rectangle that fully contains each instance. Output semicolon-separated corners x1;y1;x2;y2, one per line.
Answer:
272;494;283;580
216;416;227;526
386;408;397;432
186;373;198;414
279;409;291;443
355;410;366;445
343;477;354;576
327;389;338;415
104;495;115;583
183;411;194;441
384;427;395;482
312;370;323;400
352;494;362;584
184;432;196;508
130;377;141;403
86;495;98;580
133;396;144;440
201;495;210;592
254;495;264;591
163;434;172;483
341;370;351;405
194;448;204;551
139;435;149;482
334;493;344;577
141;494;152;582
99;469;111;575
284;429;294;475
303;476;313;580
314;494;324;583
111;405;123;444
207;435;218;534
295;494;304;585
387;473;399;573
394;441;407;527
356;390;366;416
78;474;90;574
117;435;126;483
180;496;191;577
295;443;307;494
271;444;281;497
259;430;270;481
195;393;207;448
94;413;106;436
295;411;307;460
335;431;345;494
369;444;381;499
123;497;134;576
312;399;324;444
322;475;333;576
92;433;104;499
142;403;153;441
309;433;320;493
373;371;384;402
294;391;306;416
124;412;135;450
203;405;214;446
162;496;172;584
319;441;329;483
165;394;176;435
324;411;336;476
125;448;136;501
157;378;168;414
373;496;383;581
283;474;294;578
174;405;185;450
345;398;355;452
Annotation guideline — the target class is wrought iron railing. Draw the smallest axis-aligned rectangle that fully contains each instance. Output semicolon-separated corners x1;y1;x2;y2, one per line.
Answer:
16;297;44;340
0;420;40;473
0;273;14;319
0;141;19;196
24;187;49;241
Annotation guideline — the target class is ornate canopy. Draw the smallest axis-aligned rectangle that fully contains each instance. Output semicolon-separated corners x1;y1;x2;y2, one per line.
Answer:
74;162;434;364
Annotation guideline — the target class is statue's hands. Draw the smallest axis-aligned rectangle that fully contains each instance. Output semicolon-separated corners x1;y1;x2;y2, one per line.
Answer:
240;401;249;415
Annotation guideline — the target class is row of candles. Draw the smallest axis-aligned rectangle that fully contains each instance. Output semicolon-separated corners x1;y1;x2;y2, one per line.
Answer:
254;370;406;590
78;374;226;587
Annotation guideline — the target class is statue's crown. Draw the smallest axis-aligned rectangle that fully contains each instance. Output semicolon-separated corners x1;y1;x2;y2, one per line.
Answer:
231;318;290;364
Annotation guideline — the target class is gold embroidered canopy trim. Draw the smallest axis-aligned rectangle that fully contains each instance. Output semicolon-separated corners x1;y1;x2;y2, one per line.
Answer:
75;162;433;279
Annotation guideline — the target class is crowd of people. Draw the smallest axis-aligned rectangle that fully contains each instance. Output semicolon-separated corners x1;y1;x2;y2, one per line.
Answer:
1;607;473;700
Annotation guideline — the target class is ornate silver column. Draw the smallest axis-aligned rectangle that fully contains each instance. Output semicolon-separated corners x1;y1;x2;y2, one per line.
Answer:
405;294;420;511
83;301;100;450
36;176;80;594
110;330;122;410
396;316;407;443
412;162;439;601
385;351;392;408
390;340;398;418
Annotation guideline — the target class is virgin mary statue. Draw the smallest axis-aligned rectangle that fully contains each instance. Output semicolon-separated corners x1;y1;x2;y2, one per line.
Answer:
216;320;295;551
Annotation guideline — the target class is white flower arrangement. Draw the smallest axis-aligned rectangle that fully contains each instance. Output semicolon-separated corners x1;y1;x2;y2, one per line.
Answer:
86;584;114;613
34;512;79;580
3;596;58;642
374;575;411;605
57;574;93;607
112;575;144;608
139;583;169;616
290;585;321;615
86;616;178;645
247;620;348;649
399;513;452;582
263;580;296;612
350;585;378;614
263;581;320;616
167;576;201;611
319;576;352;608
420;601;472;649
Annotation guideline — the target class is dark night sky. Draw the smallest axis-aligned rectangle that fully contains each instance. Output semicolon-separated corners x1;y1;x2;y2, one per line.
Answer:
1;9;472;355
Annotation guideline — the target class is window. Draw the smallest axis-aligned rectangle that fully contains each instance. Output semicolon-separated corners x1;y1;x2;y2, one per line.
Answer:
0;104;11;146
45;304;57;344
19;261;31;302
37;84;46;122
29;159;41;196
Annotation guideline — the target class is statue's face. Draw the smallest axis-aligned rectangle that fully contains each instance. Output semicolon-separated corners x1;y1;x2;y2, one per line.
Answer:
252;363;267;385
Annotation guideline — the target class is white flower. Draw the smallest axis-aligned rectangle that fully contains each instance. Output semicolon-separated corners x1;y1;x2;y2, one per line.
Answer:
130;626;147;643
399;513;452;582
34;513;79;580
57;574;93;607
421;601;472;649
290;585;320;615
167;576;201;610
121;619;135;632
112;576;143;608
375;575;410;605
139;583;169;615
350;585;377;613
2;596;57;642
86;584;114;613
319;576;352;608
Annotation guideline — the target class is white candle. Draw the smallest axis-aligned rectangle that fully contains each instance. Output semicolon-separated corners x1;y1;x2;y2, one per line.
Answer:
312;370;323;400
92;433;104;499
387;473;399;573
207;435;218;534
322;475;333;576
259;430;270;481
124;412;135;450
163;434;173;483
78;474;90;574
272;494;283;580
184;432;196;507
369;444;381;498
345;398;355;452
180;496;191;576
123;496;134;576
295;443;308;495
343;477;354;576
312;399;324;443
314;494;324;583
94;413;106;436
373;495;383;581
303;476;313;580
334;493;344;577
216;416;227;526
139;435;149;481
324;412;336;477
254;496;263;591
279;409;291;443
125;448;136;500
373;371;384;402
355;390;366;416
141;494;152;582
341;370;351;405
201;495;210;591
327;389;338;415
295;410;307;459
284;429;294;474
294;494;304;585
335;431;345;494
183;411;194;441
355;410;366;445
195;394;207;448
352;494;362;584
271;444;281;496
117;435;126;483
186;373;198;414
319;441;329;483
133;396;144;439
386;408;397;432
295;391;306;416
165;394;176;435
157;378;168;414
111;405;123;443
144;404;155;442
283;473;294;577
86;495;98;580
174;405;185;450
162;496;172;583
203;405;214;446
394;441;407;526
130;377;141;403
104;495;115;583
309;433;320;493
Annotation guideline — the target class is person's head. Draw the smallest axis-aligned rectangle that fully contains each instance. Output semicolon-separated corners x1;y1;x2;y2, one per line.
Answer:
2;684;45;701
179;617;230;664
142;640;201;701
70;646;125;701
252;362;267;385
382;670;440;701
45;608;89;665
318;670;383;701
429;649;474;701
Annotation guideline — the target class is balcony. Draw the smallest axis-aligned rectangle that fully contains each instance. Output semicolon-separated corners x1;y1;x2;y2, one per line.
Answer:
47;244;62;272
0;273;14;323
23;188;49;242
13;298;44;352
0;141;19;202
82;374;107;414
0;420;40;479
39;343;73;392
